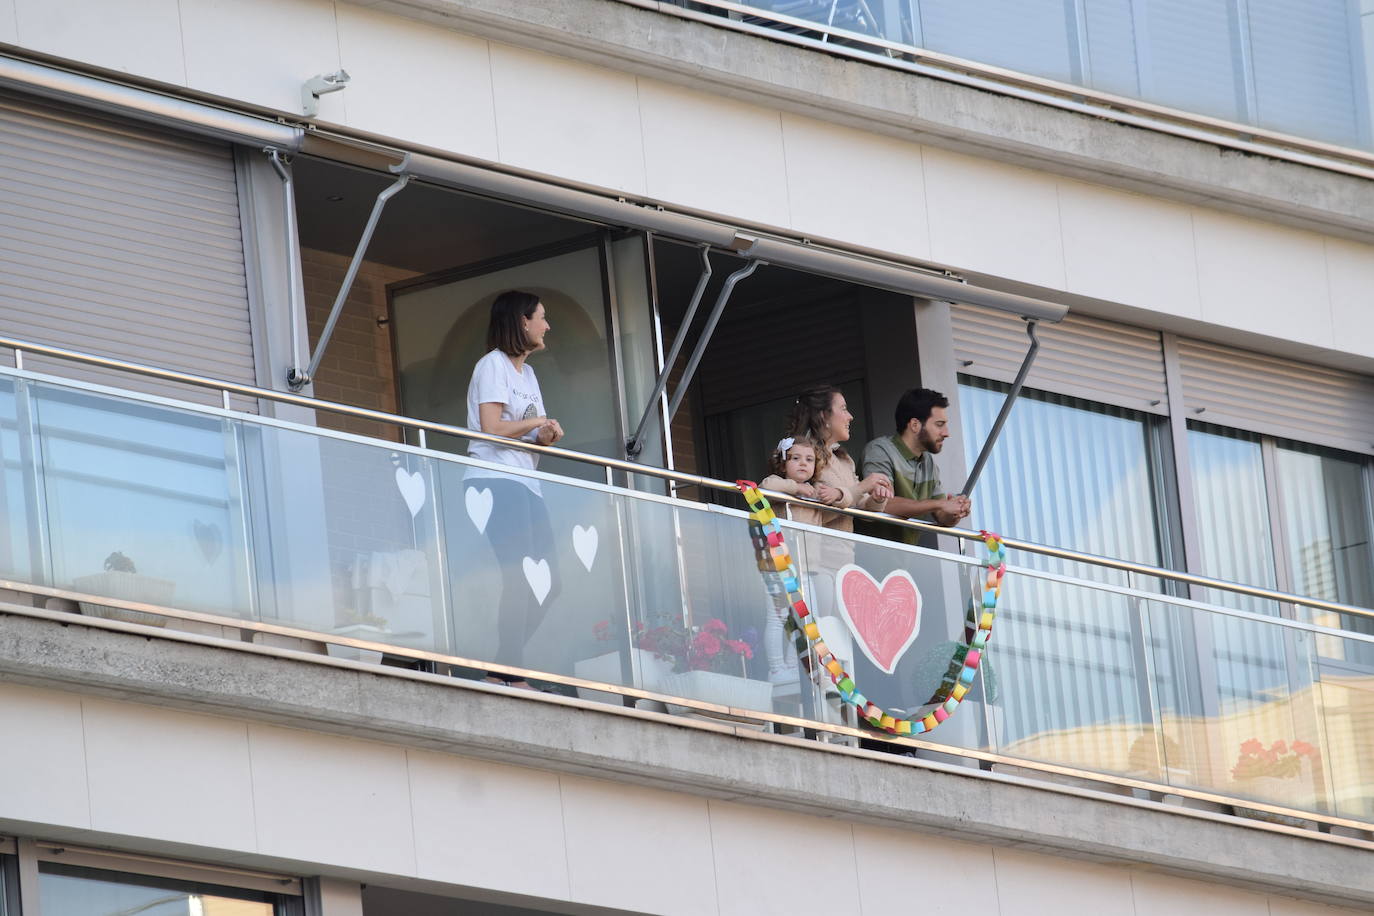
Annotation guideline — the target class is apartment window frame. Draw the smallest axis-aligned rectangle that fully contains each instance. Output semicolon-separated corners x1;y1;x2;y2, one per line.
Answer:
3;838;303;916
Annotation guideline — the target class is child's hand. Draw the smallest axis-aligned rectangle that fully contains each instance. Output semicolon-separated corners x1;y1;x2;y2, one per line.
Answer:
795;483;816;498
815;483;843;505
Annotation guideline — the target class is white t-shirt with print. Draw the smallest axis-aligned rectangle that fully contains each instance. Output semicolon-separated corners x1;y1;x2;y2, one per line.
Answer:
466;349;546;492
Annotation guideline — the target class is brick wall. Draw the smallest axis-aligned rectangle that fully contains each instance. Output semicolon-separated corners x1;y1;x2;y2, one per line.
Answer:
302;247;416;442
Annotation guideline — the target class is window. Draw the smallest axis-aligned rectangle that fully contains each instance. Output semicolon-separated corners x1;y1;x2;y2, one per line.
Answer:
960;379;1172;764
38;862;287;916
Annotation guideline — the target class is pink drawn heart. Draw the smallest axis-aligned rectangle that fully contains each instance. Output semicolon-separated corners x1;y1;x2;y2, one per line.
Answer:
835;564;922;674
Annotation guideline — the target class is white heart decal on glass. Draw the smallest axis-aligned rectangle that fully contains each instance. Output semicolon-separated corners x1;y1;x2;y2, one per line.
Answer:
395;467;426;517
572;525;598;572
522;556;552;605
465;486;493;533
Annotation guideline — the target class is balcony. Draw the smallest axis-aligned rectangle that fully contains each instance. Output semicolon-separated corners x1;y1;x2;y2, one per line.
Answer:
2;335;1372;837
659;0;1374;161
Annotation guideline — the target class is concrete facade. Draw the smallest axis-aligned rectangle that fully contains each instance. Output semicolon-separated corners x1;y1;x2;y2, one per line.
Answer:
0;1;1372;913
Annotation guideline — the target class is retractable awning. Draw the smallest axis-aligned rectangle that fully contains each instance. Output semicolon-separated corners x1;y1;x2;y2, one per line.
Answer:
392;152;1068;324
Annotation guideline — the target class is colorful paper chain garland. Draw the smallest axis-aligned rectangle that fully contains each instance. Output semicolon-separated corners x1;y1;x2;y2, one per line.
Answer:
737;480;1008;737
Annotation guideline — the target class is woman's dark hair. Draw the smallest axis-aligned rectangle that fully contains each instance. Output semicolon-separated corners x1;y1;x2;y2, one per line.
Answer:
486;290;542;357
784;384;847;462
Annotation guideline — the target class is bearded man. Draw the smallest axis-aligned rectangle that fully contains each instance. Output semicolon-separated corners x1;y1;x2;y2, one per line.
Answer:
861;388;971;540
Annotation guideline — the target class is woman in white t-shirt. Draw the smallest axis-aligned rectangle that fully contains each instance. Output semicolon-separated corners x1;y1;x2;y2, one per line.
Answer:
466;290;565;688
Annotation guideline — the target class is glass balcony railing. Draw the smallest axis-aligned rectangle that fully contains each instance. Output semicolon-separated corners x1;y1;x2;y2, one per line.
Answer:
673;0;1374;155
3;358;1374;829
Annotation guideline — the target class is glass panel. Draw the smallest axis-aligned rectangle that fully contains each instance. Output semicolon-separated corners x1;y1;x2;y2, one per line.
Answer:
1318;657;1374;821
1140;595;1333;815
1248;0;1366;147
34;382;251;620
249;424;449;652
0;377;32;583
919;0;1075;83
39;863;276;916
1187;423;1279;613
959;381;1165;762
1274;442;1374;650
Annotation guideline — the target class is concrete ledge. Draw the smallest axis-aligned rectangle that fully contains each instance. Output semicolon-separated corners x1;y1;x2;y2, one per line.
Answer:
366;0;1374;242
0;608;1370;908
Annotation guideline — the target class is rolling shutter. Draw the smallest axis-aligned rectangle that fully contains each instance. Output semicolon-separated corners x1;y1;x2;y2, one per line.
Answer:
952;304;1168;414
1177;338;1374;456
0;89;255;404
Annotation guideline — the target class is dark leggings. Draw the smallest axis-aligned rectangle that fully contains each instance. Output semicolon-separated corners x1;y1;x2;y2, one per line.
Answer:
474;478;560;674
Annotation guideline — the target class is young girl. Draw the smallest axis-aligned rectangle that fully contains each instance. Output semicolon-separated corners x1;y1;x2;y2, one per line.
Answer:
759;436;824;526
759;436;824;683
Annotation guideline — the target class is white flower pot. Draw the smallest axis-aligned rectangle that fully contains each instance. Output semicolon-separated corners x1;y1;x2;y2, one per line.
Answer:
661;669;773;714
574;649;673;703
71;570;174;628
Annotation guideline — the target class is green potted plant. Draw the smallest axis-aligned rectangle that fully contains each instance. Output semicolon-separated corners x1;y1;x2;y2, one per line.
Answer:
71;551;174;627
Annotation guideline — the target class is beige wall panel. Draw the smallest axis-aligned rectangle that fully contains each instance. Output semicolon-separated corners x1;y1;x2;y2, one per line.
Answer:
0;0;15;44
0;683;90;828
993;848;1135;916
781;112;931;260
180;0;344;119
336;5;498;161
852;822;999;914
490;42;646;194
1130;872;1268;916
247;722;417;875
923;147;1067;291
12;0;185;85
560;773;718;916
639;79;791;229
407;748;571;901
1192;209;1334;349
82;697;257;851
1058;179;1202;318
709;799;861;916
1324;237;1374;359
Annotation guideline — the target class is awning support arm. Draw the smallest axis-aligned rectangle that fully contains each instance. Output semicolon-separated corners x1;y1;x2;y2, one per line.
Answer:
664;258;761;424
625;245;713;459
961;318;1039;497
287;172;411;390
267;150;307;390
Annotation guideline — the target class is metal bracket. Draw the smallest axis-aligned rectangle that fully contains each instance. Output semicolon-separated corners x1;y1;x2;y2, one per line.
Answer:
301;69;350;118
287;172;411;390
961;318;1040;497
626;250;760;458
626;244;712;458
266;149;309;392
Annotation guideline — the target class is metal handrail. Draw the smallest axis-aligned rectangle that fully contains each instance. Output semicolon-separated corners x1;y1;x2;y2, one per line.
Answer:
4;332;1373;623
632;0;1374;181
